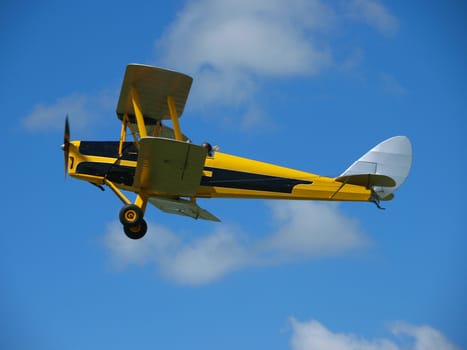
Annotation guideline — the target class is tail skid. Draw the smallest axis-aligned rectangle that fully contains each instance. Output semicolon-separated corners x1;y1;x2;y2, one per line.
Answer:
336;136;413;201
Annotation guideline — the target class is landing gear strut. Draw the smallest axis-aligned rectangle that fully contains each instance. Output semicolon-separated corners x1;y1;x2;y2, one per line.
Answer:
103;179;149;239
119;204;147;239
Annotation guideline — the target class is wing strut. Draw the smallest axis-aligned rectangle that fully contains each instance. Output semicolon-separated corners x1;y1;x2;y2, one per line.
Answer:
104;178;132;205
130;87;147;139
104;178;149;215
118;88;149;155
167;95;183;141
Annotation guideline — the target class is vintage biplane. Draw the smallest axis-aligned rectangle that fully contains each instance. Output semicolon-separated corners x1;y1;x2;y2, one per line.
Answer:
62;64;412;239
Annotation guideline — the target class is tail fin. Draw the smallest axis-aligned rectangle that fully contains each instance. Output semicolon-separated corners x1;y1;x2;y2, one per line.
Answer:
336;136;413;200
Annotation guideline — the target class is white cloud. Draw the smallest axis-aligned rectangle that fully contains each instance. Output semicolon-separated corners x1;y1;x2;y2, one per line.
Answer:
103;221;250;284
155;0;399;128
102;221;181;268
21;94;90;132
158;0;333;76
156;0;334;127
261;202;367;260
344;0;398;36
158;225;251;285
289;318;461;350
391;322;461;350
102;201;367;285
21;90;115;132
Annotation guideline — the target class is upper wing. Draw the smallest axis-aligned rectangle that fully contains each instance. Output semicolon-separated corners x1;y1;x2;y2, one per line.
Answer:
116;64;193;124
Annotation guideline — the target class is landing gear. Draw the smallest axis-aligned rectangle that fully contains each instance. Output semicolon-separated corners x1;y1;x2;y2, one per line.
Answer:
119;204;143;226
119;204;147;239
104;175;149;240
123;219;147;240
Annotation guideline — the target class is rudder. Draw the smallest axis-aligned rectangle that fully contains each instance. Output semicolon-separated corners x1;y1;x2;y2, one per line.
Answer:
337;136;413;200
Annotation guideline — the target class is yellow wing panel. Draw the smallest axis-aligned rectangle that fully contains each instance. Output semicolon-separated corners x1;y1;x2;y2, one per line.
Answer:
116;64;193;123
133;137;207;196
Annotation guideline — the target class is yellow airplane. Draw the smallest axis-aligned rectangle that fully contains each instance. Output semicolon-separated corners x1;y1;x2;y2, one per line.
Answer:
63;64;412;239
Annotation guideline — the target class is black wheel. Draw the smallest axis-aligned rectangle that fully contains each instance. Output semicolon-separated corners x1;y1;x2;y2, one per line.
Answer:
123;219;147;240
119;204;143;227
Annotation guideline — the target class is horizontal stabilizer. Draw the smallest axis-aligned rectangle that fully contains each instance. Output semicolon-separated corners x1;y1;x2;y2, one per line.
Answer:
149;197;220;222
335;174;396;188
338;136;412;199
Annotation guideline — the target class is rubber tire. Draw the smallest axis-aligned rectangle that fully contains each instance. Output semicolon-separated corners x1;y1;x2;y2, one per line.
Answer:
119;204;143;227
123;219;147;240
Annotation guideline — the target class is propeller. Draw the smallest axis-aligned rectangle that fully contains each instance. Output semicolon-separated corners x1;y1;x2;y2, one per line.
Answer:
63;115;70;179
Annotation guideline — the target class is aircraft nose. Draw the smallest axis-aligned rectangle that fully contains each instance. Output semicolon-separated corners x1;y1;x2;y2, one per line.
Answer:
60;144;65;151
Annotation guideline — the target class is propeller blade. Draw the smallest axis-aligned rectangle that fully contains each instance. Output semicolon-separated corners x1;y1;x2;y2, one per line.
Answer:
64;116;70;179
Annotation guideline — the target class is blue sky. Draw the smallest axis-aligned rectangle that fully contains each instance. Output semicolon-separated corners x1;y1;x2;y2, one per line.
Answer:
1;0;466;349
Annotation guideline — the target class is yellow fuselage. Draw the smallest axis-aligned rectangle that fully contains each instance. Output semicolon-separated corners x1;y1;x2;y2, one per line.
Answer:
67;140;372;202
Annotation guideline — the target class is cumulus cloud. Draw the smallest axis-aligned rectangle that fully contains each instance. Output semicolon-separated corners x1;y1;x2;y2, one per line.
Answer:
21;90;115;132
261;202;366;260
289;318;461;350
103;201;367;285
158;225;251;285
155;0;399;127
22;94;88;132
390;321;461;350
103;221;251;284
156;0;334;126
158;0;333;76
